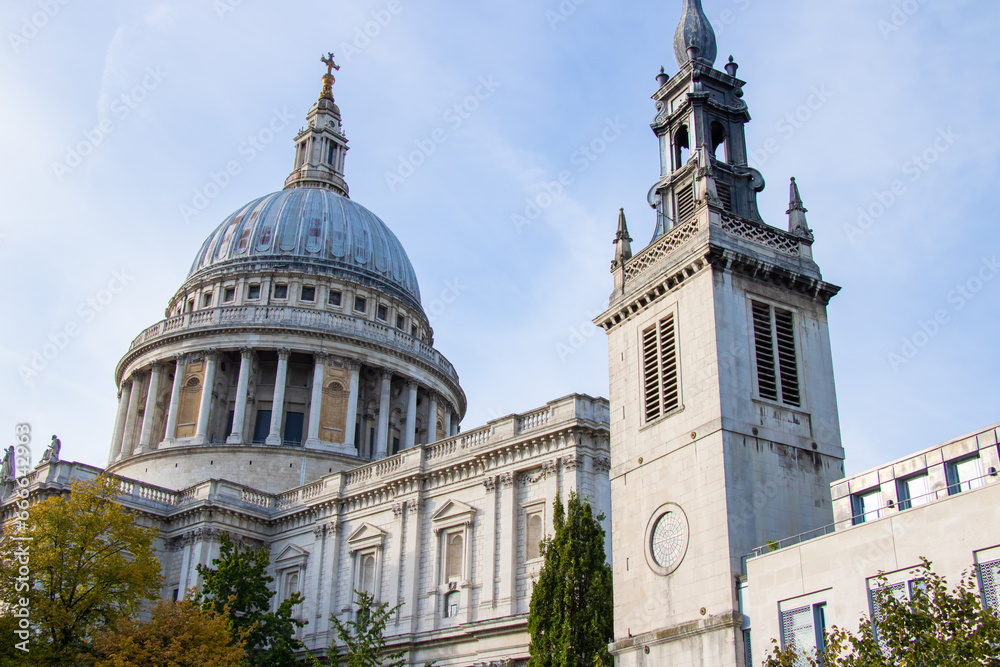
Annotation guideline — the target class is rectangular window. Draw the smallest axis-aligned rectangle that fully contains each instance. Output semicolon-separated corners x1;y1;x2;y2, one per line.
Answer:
273;284;288;299
376;304;388;321
202;293;213;307
411;324;418;337
751;301;800;407
328;290;342;307
779;603;826;665
851;488;884;525
396;314;405;330
223;287;235;303
283;412;304;446
896;473;931;511
354;296;367;313
946;455;984;495
301;285;316;302
252;410;271;444
641;313;680;422
871;582;908;656
247;284;261;300
978;558;1000;611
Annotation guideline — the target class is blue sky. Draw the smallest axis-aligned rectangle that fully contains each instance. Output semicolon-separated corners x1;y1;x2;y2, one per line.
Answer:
1;0;998;476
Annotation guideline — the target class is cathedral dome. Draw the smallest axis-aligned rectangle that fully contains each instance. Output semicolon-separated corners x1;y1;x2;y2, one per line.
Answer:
188;187;421;306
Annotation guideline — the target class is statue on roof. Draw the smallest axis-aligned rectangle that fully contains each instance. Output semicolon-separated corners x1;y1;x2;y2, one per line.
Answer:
40;435;61;465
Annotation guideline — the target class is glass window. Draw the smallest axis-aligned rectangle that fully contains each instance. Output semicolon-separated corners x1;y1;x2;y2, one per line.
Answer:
947;455;984;495
202;293;213;307
896;473;931;511
444;591;460;618
223;287;235;302
396;314;405;330
301;285;316;302
247;284;261;300
377;305;388;321
354;296;367;313
273;284;288;299
979;558;1000;611
446;532;464;580
780;603;826;666
527;513;543;560
328;290;342;307
851;488;884;525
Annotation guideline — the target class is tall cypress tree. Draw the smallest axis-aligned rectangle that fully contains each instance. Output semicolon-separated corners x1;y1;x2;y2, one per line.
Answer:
527;491;614;667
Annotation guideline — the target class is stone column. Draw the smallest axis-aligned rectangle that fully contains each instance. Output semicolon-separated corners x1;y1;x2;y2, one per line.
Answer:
403;380;418;450
375;370;392;459
343;361;361;449
266;348;290;445
162;354;187;443
109;380;133;464
427;392;439;443
194;351;218;444
137;362;162;454
227;348;254;444
480;476;498;613
119;373;141;461
401;501;422;633
306;353;327;446
444;409;452;438
497;472;516;615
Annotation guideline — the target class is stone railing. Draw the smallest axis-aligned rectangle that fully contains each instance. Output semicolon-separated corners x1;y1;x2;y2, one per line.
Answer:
117;478;179;507
126;306;458;379
623;216;703;282
719;212;801;256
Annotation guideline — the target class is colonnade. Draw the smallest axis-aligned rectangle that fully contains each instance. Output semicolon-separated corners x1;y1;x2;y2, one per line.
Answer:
109;348;460;465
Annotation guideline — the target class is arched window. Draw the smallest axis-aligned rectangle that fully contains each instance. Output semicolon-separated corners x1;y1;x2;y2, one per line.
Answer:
673;125;690;170
361;554;376;596
711;121;727;161
527;513;543;560
446;532;464;580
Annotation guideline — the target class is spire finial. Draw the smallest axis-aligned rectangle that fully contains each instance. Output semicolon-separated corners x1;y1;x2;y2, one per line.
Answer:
319;52;340;100
673;0;718;68
613;208;633;268
787;177;813;240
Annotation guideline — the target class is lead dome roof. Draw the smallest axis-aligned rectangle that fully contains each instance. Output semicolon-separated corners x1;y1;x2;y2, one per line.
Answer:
188;187;421;304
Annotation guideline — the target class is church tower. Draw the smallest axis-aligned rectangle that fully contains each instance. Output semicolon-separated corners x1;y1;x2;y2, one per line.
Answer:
596;2;844;664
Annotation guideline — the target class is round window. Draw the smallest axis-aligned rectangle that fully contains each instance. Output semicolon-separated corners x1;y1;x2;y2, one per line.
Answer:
644;503;689;576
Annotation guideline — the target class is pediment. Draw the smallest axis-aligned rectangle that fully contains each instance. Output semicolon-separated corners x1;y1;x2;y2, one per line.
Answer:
431;499;476;526
275;543;309;563
347;522;387;553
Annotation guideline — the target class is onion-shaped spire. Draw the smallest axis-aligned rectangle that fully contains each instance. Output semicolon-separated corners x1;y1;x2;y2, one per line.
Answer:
673;0;718;67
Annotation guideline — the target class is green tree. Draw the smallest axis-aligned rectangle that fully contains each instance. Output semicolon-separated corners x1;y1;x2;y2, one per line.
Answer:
0;475;162;665
527;491;613;667
763;558;1000;666
93;599;245;667
196;533;305;667
326;590;405;667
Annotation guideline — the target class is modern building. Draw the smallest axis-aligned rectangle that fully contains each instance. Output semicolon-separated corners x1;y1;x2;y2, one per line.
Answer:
3;2;996;666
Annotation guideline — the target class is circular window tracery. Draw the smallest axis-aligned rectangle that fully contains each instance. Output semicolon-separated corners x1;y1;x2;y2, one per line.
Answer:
644;503;689;576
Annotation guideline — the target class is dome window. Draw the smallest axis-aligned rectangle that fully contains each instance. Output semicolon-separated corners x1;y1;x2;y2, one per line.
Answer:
273;284;288;300
376;305;388;321
301;285;316;302
223;287;235;303
247;284;261;300
396;315;405;330
328;290;342;307
202;293;213;308
354;296;367;313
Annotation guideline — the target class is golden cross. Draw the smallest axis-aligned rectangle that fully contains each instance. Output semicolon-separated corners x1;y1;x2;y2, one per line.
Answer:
321;52;340;76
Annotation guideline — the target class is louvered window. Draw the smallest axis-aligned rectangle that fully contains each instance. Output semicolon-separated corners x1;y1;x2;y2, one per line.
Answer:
676;183;696;224
979;558;1000;611
751;301;801;407
779;604;826;666
642;314;680;422
871;582;907;656
717;181;733;213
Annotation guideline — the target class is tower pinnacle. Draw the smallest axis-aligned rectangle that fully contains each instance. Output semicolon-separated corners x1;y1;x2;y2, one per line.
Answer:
673;0;717;67
787;177;813;239
613;208;633;268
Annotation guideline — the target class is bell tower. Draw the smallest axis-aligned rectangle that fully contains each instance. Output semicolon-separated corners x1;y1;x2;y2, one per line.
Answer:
597;1;845;664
